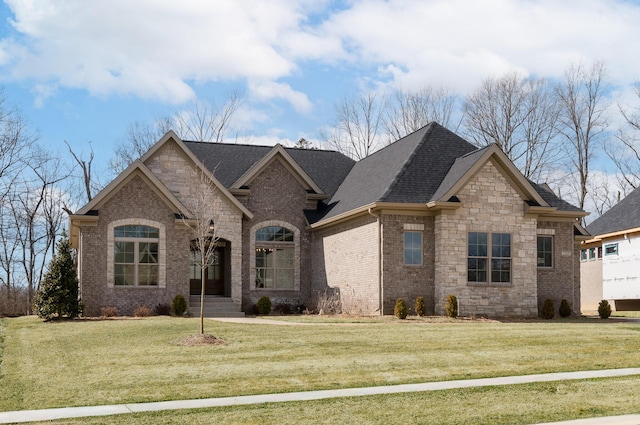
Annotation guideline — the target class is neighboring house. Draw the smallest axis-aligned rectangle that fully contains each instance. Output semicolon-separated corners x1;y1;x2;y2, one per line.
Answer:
70;122;588;317
581;187;640;312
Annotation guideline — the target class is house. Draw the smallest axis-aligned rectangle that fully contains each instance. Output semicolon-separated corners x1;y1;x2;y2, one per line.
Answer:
581;187;640;313
69;122;588;317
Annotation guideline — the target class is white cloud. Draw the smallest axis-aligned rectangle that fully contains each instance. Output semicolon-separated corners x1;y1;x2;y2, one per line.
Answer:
2;0;640;112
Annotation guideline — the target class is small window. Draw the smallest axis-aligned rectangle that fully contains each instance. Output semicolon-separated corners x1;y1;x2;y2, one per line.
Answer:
580;249;587;262
537;236;553;268
589;247;596;261
404;231;422;265
604;243;619;256
597;246;603;258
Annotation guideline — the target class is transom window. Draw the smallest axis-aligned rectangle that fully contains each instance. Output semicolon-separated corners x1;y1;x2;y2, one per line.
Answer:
537;236;553;268
255;226;294;289
114;225;159;286
468;232;511;284
404;231;422;265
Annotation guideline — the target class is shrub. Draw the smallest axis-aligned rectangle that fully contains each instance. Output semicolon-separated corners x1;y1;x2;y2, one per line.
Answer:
415;296;426;317
445;295;458;318
172;294;188;316
394;298;408;319
154;303;172;316
101;306;119;317
134;306;151;317
542;299;555;319
559;299;572;318
273;303;292;315
256;296;272;315
598;299;612;319
315;289;341;315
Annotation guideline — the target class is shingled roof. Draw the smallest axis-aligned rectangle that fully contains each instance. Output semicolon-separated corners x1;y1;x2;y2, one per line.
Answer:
587;187;640;236
183;123;582;225
183;141;355;197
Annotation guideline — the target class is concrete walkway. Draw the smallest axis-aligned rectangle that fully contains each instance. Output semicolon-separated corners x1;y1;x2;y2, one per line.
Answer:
1;368;639;424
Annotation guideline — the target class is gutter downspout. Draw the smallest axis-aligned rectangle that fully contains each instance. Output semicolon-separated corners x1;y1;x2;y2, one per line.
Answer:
368;207;383;315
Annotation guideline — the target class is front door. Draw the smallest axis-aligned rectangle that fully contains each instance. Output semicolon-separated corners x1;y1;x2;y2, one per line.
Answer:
190;246;225;295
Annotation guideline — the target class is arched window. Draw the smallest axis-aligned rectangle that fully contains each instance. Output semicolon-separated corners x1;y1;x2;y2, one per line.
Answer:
255;226;294;290
114;225;159;286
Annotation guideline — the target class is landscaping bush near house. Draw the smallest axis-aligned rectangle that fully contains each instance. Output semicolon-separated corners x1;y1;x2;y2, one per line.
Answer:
445;295;458;318
100;306;119;317
256;296;272;315
598;299;612;319
394;298;408;319
134;306;151;317
415;296;426;317
171;295;188;316
559;299;572;318
315;289;341;315
154;303;172;316
542;299;555;320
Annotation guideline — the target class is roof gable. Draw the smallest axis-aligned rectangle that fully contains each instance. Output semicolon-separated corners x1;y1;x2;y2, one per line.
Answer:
430;144;549;207
75;160;191;216
232;144;324;194
141;131;253;219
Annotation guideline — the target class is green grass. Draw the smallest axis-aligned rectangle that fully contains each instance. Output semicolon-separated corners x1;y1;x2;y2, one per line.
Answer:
1;315;640;421
24;377;640;425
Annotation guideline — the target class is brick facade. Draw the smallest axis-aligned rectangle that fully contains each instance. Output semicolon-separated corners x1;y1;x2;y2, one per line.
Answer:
537;220;581;314
312;215;381;314
78;174;191;316
380;214;436;315
240;157;314;312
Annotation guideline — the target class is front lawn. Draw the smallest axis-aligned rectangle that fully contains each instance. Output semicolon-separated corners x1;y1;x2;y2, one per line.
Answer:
1;315;639;416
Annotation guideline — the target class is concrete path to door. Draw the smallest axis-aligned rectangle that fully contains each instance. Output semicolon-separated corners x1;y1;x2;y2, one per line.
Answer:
1;368;639;424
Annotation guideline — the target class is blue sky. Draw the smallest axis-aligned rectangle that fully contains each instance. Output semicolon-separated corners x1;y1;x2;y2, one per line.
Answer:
1;0;640;182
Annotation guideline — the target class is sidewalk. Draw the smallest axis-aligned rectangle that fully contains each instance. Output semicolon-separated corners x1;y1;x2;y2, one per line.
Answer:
1;368;639;424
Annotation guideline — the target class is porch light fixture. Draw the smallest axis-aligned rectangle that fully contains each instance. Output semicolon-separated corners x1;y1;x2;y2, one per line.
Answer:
208;219;215;232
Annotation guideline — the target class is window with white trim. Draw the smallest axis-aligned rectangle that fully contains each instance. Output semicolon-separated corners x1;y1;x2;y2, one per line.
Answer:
114;225;159;286
255;226;294;290
468;232;511;283
404;231;422;265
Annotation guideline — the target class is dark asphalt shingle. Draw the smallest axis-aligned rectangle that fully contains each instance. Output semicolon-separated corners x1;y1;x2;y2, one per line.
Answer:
587;187;640;235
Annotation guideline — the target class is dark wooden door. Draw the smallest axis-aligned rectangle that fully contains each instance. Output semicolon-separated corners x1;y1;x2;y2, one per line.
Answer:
190;247;224;295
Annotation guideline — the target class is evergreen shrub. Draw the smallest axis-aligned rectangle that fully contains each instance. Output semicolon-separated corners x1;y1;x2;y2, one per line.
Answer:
598;299;612;319
256;296;272;315
394;298;408;319
172;294;188;316
542;299;555;319
415;296;426;317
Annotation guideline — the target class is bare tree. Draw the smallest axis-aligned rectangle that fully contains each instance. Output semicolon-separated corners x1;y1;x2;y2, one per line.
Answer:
173;89;242;142
110;90;243;175
604;83;640;191
65;141;101;203
323;90;387;160
180;165;220;336
110;118;172;174
385;86;460;141
555;61;609;212
463;72;561;181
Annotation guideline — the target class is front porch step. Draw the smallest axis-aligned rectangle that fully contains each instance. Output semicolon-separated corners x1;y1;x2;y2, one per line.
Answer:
188;296;245;318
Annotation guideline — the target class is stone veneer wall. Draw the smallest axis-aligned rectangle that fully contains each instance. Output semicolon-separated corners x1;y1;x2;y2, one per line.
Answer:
381;214;436;315
536;220;581;314
79;175;191;316
434;161;538;317
311;215;381;315
144;141;244;305
239;158;314;312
